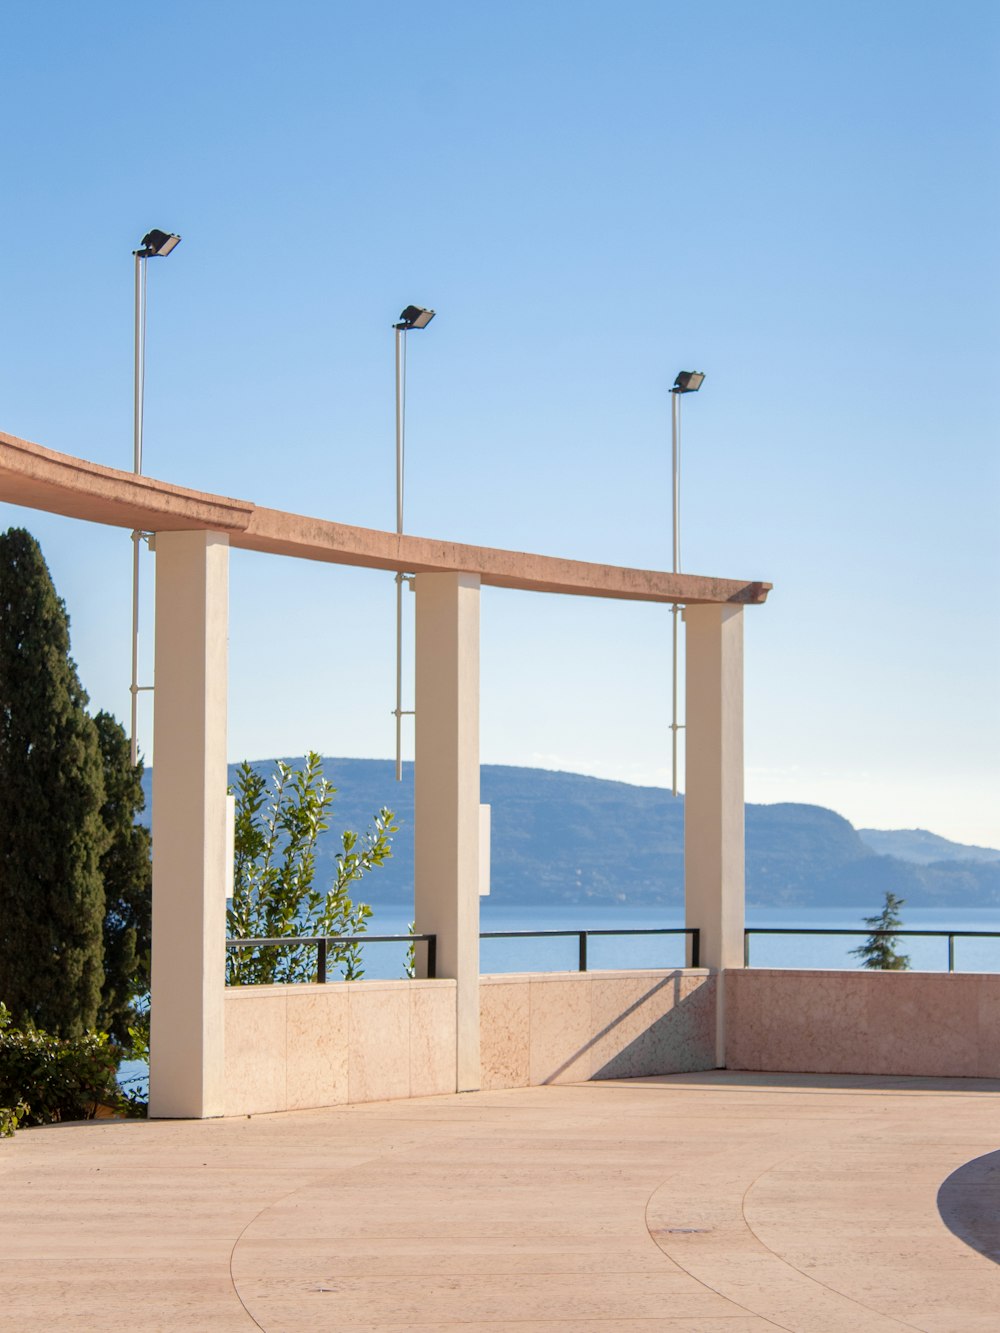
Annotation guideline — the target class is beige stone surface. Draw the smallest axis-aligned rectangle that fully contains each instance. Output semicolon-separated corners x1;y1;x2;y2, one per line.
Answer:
285;986;349;1109
409;981;458;1096
480;978;531;1089
347;981;410;1104
728;969;1000;1078
3;1072;999;1331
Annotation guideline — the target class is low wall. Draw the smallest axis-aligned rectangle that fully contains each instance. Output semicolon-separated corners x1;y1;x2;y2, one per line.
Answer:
480;969;716;1089
224;978;457;1116
224;969;717;1115
726;969;1000;1078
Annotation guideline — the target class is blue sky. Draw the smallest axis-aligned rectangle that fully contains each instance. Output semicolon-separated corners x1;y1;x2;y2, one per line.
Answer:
2;1;997;844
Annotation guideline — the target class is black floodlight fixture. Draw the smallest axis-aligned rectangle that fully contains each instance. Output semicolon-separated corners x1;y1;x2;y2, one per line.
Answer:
672;370;705;394
395;304;435;330
135;229;181;258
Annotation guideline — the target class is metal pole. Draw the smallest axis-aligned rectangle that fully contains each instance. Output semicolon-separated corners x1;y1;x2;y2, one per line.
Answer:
670;390;682;797
671;389;680;574
394;326;405;781
129;252;145;767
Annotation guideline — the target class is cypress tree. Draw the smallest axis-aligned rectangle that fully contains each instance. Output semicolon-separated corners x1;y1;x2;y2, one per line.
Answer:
0;528;108;1036
93;711;151;1044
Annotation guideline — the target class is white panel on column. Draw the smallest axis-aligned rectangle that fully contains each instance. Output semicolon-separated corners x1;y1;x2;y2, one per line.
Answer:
149;530;229;1118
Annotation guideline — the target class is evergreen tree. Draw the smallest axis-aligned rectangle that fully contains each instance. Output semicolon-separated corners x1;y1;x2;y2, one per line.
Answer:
850;891;911;970
93;712;151;1044
0;529;109;1036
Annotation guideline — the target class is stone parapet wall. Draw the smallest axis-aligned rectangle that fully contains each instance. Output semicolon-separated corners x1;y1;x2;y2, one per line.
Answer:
480;969;716;1089
223;968;718;1115
726;968;1000;1078
224;978;457;1116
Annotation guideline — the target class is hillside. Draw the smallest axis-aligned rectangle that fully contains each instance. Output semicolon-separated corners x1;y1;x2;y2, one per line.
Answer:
858;828;1000;866
140;758;1000;909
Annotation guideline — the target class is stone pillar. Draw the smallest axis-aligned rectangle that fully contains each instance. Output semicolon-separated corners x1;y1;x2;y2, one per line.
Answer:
684;604;745;1065
414;572;481;1092
149;531;230;1118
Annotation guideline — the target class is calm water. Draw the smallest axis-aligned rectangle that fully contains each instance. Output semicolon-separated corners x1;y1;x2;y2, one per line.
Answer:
319;901;1000;979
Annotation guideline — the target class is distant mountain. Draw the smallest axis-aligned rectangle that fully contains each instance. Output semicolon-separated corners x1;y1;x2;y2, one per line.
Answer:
858;828;1000;866
139;759;1000;910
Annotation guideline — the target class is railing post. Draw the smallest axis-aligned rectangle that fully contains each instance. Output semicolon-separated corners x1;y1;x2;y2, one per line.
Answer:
426;934;437;980
317;937;327;985
948;934;955;973
579;932;588;972
690;928;700;969
743;930;750;968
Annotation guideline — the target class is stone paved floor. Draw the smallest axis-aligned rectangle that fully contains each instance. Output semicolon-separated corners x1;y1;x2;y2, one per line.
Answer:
1;1071;999;1331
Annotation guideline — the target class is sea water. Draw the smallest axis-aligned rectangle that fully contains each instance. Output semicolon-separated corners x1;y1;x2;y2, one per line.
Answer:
301;901;1000;980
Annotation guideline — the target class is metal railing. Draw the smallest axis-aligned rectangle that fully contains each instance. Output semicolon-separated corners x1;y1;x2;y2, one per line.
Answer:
744;927;1000;972
480;927;700;971
226;933;437;982
225;926;701;982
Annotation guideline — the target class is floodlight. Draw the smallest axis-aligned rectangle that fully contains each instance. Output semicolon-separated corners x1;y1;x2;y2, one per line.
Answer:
672;370;705;394
395;305;435;330
136;229;181;258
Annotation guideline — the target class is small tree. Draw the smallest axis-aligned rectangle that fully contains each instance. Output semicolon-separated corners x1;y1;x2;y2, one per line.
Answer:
93;711;152;1044
851;891;911;970
0;529;109;1036
226;753;396;985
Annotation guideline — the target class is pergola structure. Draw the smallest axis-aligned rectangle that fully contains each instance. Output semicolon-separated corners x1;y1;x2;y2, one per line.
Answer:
0;428;770;1117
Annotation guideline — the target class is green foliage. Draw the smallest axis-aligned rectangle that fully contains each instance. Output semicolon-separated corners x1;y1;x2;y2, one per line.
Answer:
226;753;396;985
851;891;911;970
405;920;417;979
0;1099;28;1138
93;712;152;1045
0;528;109;1036
0;1002;142;1130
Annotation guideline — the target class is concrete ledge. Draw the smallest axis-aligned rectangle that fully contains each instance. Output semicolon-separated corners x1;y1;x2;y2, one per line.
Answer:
727;968;1000;1078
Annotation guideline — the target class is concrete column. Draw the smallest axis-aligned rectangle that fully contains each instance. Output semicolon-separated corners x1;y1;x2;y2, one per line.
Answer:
414;572;481;1092
684;604;745;1063
149;531;230;1118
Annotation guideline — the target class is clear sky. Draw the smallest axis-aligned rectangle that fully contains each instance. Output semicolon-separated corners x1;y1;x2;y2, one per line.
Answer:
2;1;997;845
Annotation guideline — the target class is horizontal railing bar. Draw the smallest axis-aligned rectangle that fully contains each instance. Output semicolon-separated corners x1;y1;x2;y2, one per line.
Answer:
226;934;434;947
744;928;1000;939
480;928;695;939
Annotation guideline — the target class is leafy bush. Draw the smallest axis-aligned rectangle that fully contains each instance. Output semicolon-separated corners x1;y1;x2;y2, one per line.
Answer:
0;1002;144;1131
226;753;396;985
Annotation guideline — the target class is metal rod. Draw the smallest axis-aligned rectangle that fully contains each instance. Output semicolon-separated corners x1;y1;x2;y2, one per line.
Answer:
129;253;146;768
948;934;955;973
671;389;680;574
395;326;404;536
130;531;141;766
690;928;700;969
394;326;405;781
671;605;680;796
317;937;327;985
578;932;588;972
395;573;403;781
670;390;682;797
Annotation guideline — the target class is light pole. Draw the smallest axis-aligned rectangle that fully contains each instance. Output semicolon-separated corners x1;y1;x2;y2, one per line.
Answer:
392;304;435;781
130;228;181;766
669;370;705;797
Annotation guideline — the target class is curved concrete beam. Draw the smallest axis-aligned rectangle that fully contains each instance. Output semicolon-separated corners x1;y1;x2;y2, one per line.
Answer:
0;430;771;606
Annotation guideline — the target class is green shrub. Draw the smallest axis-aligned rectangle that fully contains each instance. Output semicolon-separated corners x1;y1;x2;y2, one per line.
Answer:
0;1002;144;1130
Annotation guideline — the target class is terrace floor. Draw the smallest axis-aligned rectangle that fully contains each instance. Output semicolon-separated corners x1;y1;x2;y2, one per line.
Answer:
2;1071;999;1331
